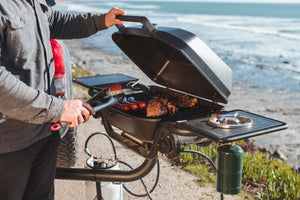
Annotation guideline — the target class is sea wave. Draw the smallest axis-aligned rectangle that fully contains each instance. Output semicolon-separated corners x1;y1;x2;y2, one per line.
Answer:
177;14;300;41
58;1;160;12
55;3;104;13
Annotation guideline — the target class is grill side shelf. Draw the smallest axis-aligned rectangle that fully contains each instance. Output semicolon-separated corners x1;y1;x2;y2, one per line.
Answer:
72;74;138;89
169;110;288;143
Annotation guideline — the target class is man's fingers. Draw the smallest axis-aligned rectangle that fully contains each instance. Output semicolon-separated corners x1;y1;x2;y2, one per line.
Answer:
112;7;126;16
77;112;85;124
105;7;126;27
83;102;95;115
60;100;93;127
68;122;77;128
113;8;125;25
81;107;91;123
114;19;123;25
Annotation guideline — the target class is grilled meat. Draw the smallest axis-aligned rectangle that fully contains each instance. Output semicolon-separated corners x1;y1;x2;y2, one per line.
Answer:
146;88;198;117
171;93;198;108
146;96;168;117
167;102;178;115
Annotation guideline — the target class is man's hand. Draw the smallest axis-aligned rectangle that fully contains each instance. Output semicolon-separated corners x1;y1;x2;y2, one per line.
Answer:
60;100;95;127
105;7;126;27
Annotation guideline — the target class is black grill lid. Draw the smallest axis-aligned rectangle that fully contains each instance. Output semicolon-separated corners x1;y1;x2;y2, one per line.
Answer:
112;16;232;103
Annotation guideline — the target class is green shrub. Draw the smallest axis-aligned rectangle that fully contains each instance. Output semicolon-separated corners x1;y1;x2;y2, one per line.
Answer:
177;142;300;200
243;151;300;200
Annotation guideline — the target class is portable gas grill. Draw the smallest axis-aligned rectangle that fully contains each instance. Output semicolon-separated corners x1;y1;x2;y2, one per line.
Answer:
57;16;288;197
72;15;287;158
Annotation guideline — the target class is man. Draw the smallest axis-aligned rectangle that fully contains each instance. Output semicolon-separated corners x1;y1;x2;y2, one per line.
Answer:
0;0;125;199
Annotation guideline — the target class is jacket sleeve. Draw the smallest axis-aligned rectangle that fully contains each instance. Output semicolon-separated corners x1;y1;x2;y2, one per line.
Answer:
0;66;64;124
0;4;64;124
47;6;107;39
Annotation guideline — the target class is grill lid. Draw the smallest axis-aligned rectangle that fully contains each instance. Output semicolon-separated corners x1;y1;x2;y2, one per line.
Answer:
112;16;232;103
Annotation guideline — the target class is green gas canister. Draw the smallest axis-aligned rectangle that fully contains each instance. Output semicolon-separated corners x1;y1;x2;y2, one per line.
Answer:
216;144;243;195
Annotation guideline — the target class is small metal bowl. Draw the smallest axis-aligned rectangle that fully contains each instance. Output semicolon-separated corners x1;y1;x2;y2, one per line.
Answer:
208;112;253;129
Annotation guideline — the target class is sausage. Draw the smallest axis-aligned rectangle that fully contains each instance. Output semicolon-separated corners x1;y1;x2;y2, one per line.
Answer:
127;97;147;109
113;103;130;112
120;97;139;110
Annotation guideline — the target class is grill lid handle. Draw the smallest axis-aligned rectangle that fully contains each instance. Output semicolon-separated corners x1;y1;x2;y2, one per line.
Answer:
116;15;157;36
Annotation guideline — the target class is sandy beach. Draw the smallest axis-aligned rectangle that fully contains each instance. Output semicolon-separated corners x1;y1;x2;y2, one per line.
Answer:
54;38;299;200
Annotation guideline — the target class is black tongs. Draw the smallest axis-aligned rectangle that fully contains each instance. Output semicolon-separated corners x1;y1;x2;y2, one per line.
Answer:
86;87;124;113
86;87;110;104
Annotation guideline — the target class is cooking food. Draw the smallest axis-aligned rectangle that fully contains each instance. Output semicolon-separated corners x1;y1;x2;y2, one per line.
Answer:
112;89;198;117
146;90;198;117
113;102;131;112
113;96;147;111
127;97;147;109
121;97;139;110
146;96;169;117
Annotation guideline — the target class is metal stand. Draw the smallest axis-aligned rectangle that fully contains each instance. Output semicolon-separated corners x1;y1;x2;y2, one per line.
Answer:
56;157;156;182
96;181;103;200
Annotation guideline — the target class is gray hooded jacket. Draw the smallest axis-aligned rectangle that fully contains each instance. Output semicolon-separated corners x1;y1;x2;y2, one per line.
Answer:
0;0;107;153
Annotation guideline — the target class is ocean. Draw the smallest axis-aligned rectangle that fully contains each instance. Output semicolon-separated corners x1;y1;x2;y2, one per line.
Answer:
55;0;300;93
